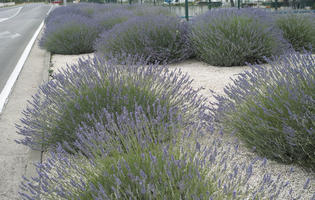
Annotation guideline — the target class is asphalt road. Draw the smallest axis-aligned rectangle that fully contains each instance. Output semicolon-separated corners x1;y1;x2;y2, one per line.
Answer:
0;3;51;94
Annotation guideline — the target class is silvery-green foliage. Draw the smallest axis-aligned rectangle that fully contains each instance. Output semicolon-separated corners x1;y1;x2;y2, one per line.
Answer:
16;56;207;151
93;8;134;32
190;8;289;67
95;15;193;64
19;114;313;199
213;52;315;170
40;13;99;54
276;13;315;52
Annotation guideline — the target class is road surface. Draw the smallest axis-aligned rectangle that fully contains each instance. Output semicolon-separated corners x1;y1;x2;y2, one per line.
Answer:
0;3;51;97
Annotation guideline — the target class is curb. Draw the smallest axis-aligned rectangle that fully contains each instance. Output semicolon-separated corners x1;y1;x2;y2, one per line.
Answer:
24;49;50;180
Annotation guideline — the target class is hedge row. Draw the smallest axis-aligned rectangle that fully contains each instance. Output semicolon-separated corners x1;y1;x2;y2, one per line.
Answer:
40;4;315;66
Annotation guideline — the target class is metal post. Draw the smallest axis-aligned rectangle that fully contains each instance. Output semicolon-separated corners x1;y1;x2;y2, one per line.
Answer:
238;0;240;8
185;0;188;21
209;0;211;10
63;0;66;6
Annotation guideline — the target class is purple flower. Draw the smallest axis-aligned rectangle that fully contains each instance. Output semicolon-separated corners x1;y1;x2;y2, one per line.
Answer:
95;14;193;64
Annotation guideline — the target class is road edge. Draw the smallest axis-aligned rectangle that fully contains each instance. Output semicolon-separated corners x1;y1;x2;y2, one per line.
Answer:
0;5;53;114
0;22;44;113
24;48;50;180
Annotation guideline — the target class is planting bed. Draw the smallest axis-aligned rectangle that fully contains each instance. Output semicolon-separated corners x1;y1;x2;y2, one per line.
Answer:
16;3;315;200
48;53;315;199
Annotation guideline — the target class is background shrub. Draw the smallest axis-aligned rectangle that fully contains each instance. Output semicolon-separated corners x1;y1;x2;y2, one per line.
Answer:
213;52;315;170
129;5;175;17
16;56;206;151
40;14;99;54
93;8;134;32
45;3;96;23
189;8;288;67
276;13;315;52
95;15;193;64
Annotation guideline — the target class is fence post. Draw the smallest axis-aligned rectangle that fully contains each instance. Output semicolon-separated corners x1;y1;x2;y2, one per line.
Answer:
185;0;189;21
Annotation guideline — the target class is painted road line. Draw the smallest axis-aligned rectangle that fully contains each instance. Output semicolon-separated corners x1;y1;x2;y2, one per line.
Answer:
0;31;21;39
0;5;53;113
0;7;22;23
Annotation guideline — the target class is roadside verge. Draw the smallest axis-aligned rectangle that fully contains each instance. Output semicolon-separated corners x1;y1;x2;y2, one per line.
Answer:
0;34;50;200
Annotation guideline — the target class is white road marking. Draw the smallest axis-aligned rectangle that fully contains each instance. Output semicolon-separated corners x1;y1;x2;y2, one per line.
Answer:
0;31;10;36
0;18;8;22
0;7;22;23
10;33;21;39
0;31;21;39
0;5;53;113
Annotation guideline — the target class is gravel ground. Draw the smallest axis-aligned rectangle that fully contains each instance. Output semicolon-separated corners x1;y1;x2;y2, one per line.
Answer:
51;54;315;199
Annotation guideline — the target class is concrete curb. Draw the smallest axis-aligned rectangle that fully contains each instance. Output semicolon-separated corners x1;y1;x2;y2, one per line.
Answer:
24;49;50;181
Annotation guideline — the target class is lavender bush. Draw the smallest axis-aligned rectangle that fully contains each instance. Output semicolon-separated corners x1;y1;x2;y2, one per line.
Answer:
19;106;213;199
45;3;96;23
95;15;193;64
276;13;315;52
40;13;99;54
19;112;313;199
16;56;206;151
212;52;315;170
130;5;175;17
190;8;288;67
93;8;134;32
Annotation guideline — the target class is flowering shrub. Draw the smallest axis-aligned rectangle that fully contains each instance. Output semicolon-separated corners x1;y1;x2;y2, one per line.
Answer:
276;13;315;52
19;113;312;199
72;105;186;158
93;8;134;32
95;15;193;64
45;3;95;23
40;14;99;54
16;56;206;151
189;8;288;67
130;5;175;17
212;52;315;170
